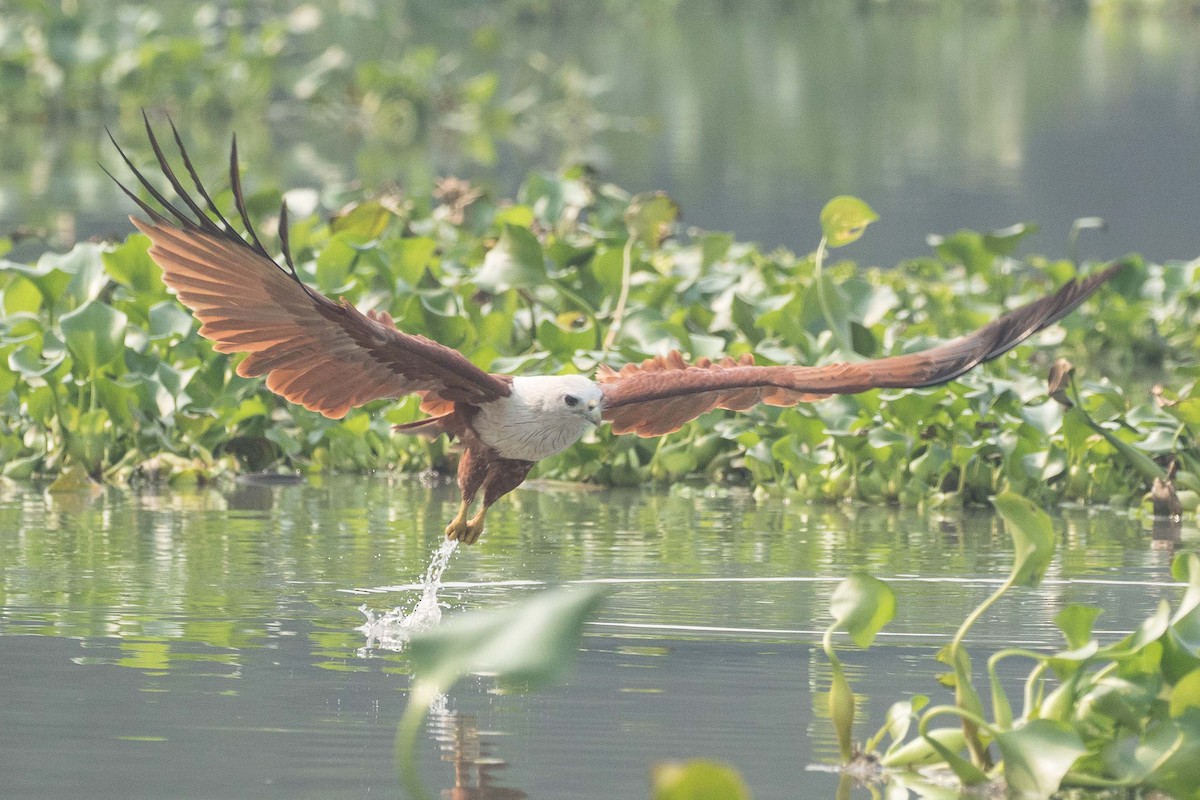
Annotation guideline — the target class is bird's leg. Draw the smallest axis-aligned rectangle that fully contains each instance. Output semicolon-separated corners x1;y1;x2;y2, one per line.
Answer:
446;448;486;543
461;504;489;545
444;498;473;541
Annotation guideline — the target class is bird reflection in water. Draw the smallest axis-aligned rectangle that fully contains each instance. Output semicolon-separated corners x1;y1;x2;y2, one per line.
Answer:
427;698;527;800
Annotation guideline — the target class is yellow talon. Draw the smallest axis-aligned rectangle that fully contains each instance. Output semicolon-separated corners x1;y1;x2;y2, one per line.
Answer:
444;499;471;541
461;507;488;544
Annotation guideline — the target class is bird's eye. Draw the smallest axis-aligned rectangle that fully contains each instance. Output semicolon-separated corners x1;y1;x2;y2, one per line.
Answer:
563;394;579;407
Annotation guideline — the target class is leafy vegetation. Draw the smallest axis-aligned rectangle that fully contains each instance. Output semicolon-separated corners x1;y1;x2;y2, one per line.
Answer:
2;170;1198;520
398;585;606;800
820;493;1200;799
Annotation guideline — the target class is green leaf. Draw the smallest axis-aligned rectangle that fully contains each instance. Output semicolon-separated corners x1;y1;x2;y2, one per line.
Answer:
624;192;679;250
103;234;166;295
59;243;110;307
314;232;363;293
407;585;606;691
994;720;1086;798
60;300;128;376
829;573;895;648
982;222;1039;257
475;224;547;293
1097;600;1171;660
2;276;43;315
829;661;856;762
1169;669;1200;718
385;236;438;286
652;760;750;800
330;199;394;239
1055;604;1103;651
921;725;989;785
994;491;1055;587
881;726;966;768
148;301;194;340
819;196;879;248
8;343;66;378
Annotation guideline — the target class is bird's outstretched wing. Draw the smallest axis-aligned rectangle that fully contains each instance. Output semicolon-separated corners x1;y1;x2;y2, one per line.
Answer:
598;263;1124;436
107;115;511;419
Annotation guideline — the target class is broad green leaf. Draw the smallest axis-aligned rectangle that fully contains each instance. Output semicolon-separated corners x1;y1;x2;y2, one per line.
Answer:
57;243;109;307
652;760;750;800
407;586;605;691
103;234;166;295
537;314;596;354
59;301;128;375
829;573;895;648
880;726;966;768
314;232;363;293
819;196;878;248
493;204;535;229
475;224;547;293
330;199;393;239
994;720;1086;798
1097;600;1171;660
148;301;194;340
625;192;679;250
8;343;65;378
385;236;438;286
1169;669;1200;718
1055;604;1103;651
2;276;42;315
994;491;1055;587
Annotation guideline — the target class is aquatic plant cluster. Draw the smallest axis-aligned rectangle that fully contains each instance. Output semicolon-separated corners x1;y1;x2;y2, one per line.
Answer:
820;493;1200;799
1;172;1198;515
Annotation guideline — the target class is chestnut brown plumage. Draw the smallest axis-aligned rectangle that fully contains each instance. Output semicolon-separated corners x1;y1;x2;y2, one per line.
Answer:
109;116;1124;543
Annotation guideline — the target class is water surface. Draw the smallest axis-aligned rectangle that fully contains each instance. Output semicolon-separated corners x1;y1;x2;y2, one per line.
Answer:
0;476;1191;798
4;3;1200;266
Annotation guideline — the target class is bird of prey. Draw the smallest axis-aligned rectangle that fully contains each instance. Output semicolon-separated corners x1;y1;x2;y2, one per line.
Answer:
107;118;1122;544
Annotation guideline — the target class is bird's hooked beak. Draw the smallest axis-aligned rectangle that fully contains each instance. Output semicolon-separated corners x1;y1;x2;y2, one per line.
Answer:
585;400;602;426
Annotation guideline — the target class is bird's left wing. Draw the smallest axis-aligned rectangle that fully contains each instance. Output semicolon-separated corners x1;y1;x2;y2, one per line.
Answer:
107;116;512;420
598;263;1123;436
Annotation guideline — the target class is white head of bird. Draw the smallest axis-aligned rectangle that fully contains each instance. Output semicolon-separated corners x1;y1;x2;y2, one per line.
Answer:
472;374;604;462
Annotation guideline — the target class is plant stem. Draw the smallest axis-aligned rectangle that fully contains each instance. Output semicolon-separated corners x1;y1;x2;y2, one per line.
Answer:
602;235;636;353
946;572;1015;768
395;679;440;800
812;235;855;354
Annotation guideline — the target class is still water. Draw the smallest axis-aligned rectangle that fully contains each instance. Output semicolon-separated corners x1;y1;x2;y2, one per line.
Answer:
0;475;1190;798
5;4;1200;267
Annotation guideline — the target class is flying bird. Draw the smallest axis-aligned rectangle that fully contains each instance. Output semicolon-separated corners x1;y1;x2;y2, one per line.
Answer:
107;118;1122;544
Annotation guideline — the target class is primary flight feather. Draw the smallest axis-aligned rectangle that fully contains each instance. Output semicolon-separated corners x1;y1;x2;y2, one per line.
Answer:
109;117;1123;543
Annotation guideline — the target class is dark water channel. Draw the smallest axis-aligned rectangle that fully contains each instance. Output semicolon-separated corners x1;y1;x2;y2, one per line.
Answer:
0;475;1191;798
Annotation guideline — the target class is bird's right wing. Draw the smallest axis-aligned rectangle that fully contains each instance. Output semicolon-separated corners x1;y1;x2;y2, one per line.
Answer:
598;263;1124;436
108;115;511;420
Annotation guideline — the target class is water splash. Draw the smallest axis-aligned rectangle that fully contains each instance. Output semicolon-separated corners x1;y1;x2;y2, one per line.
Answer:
358;538;459;652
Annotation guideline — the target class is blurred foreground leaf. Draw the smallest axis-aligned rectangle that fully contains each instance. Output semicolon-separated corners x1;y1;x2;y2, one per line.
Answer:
407;585;606;690
652;760;751;800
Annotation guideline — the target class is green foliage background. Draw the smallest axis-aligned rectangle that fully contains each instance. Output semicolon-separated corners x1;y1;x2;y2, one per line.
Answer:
2;0;1198;514
2;170;1198;515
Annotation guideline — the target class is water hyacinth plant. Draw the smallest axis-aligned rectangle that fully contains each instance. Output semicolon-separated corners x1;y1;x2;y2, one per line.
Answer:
1;180;1197;521
823;493;1200;799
